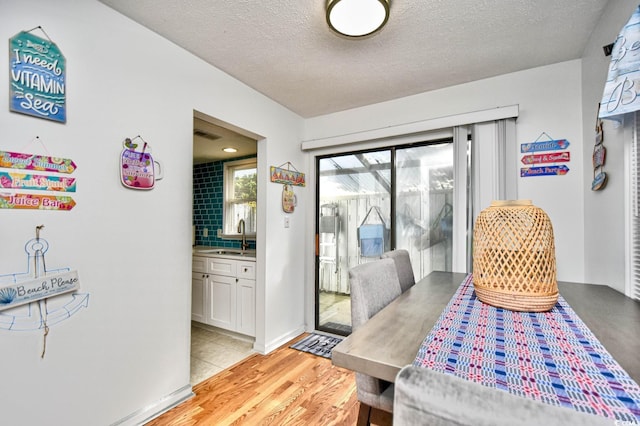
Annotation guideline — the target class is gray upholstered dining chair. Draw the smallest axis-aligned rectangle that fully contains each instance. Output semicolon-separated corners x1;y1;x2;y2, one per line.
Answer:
349;258;403;425
381;249;415;293
394;365;611;426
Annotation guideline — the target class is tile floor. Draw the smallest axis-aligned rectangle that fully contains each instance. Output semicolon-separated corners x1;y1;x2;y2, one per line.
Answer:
190;324;255;385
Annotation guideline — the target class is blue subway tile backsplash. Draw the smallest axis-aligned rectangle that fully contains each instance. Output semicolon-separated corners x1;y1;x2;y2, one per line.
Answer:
193;157;256;250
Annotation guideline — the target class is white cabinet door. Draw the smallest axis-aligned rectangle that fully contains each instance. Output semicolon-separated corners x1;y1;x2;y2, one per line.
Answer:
191;272;206;323
193;255;256;336
206;274;236;330
237;262;255;279
236;278;255;336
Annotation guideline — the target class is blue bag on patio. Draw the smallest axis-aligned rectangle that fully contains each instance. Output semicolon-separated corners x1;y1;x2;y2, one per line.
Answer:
358;206;388;257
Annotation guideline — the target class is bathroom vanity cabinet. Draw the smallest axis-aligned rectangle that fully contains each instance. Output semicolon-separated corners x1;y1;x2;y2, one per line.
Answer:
192;253;256;337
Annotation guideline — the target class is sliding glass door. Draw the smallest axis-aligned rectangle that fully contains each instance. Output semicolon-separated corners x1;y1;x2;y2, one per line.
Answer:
317;150;391;335
395;143;454;279
316;142;454;335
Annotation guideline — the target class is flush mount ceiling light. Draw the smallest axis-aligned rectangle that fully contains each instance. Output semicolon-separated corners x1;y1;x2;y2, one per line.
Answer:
222;147;238;153
326;0;390;38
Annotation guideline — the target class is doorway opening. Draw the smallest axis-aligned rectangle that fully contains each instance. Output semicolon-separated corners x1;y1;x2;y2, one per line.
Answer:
190;111;259;385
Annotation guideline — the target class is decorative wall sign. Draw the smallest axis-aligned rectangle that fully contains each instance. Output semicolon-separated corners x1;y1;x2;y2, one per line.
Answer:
0;171;76;192
592;172;608;190
520;139;570;153
9;28;66;123
520;165;570;177
0;293;88;331
0;226;89;358
270;162;305;187
521;152;570;165
520;132;571;178
120;136;164;190
0;150;76;173
282;184;297;213
600;6;640;120
0;193;76;210
593;144;606;168
0;270;79;312
592;113;607;191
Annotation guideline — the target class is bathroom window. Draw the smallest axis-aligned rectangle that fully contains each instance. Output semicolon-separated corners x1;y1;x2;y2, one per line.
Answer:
223;158;257;236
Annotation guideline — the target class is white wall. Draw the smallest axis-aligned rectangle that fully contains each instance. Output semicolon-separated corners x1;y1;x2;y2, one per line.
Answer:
581;0;638;292
255;120;307;354
0;1;305;425
304;60;585;286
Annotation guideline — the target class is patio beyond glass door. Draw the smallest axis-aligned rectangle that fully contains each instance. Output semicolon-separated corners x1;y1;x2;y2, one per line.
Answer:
316;142;455;336
317;151;391;335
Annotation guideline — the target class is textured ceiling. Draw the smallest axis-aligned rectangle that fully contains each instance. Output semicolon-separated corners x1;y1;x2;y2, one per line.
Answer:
99;0;609;119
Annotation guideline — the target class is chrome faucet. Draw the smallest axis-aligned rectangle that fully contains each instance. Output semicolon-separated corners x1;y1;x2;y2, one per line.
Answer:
237;219;249;251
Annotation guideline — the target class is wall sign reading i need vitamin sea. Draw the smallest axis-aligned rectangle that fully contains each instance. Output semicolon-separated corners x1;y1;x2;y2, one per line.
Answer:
0;150;77;211
9;28;66;123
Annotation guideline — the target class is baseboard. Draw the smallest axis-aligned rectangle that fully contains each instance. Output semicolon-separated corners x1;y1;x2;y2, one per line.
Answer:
254;325;306;354
110;384;194;426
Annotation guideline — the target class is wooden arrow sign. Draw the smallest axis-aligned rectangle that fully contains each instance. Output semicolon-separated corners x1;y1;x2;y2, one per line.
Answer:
0;150;77;174
520;165;570;177
521;151;570;165
520;139;570;153
0;193;76;210
0;171;76;192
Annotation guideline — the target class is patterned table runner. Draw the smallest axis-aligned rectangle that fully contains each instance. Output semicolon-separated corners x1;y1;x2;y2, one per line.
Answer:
413;275;640;422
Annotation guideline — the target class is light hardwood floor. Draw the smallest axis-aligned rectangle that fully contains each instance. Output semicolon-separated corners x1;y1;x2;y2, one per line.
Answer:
148;334;375;425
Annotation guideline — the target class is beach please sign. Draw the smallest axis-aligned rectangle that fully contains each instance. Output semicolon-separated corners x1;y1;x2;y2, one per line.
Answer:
9;30;66;123
0;270;79;312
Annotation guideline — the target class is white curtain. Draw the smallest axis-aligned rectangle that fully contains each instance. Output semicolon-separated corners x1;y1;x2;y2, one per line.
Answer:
452;118;517;272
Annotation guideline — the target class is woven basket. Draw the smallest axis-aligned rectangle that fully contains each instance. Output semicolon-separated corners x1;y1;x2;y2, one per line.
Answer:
472;200;558;312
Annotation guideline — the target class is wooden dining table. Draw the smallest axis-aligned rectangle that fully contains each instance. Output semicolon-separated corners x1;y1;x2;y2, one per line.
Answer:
331;271;640;384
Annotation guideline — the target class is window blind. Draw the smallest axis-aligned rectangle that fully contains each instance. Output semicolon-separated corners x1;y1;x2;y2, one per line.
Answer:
631;113;640;300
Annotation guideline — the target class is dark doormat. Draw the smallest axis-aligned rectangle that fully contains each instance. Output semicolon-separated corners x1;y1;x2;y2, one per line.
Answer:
290;333;343;359
323;321;352;335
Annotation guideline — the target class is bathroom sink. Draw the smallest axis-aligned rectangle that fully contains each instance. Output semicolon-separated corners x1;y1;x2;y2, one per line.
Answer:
195;248;255;257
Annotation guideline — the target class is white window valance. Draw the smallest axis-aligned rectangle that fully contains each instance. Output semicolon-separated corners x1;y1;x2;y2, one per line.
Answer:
301;105;519;151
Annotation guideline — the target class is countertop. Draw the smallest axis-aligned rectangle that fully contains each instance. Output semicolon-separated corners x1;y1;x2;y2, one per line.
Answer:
192;246;256;260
